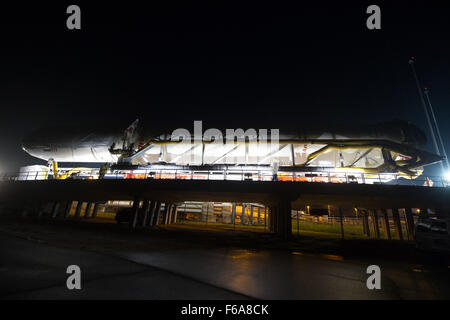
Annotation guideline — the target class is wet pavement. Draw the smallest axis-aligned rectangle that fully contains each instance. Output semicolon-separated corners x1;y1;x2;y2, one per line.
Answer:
0;233;248;299
2;229;449;299
117;249;400;299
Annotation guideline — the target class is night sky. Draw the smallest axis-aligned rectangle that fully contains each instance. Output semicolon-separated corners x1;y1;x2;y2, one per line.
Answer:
0;1;449;175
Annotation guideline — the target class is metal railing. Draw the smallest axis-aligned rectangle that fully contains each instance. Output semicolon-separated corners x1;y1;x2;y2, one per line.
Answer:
1;169;449;188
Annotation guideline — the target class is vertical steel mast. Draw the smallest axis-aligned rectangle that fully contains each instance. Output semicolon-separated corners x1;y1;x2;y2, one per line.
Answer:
424;88;449;170
408;57;445;173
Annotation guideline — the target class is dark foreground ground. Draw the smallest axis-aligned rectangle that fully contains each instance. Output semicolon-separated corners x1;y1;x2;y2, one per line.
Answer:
0;214;449;299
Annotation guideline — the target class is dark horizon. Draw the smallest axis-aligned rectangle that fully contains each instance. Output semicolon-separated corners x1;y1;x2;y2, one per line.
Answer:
1;1;449;176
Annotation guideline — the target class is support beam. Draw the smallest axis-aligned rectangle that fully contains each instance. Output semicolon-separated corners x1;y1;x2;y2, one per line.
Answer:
148;201;158;226
91;203;100;218
51;202;60;218
380;209;391;240
211;145;239;165
339;207;345;240
155;201;162;225
392;208;403;241
168;204;175;224
74;201;83;218
290;144;296;166
164;203;171;225
64;201;73;218
84;202;93;218
404;207;416;240
277;198;292;240
37;202;45;218
258;144;287;164
141;200;151;227
130;198;140;229
371;209;380;239
173;205;178;223
231;202;236;225
268;200;292;239
264;207;267;229
268;206;276;232
362;210;370;237
257;207;261;224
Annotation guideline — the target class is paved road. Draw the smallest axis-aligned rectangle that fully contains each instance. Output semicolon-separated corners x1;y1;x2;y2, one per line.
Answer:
1;232;449;299
0;233;248;299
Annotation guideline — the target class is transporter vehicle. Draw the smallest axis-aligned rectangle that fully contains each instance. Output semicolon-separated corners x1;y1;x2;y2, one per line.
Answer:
21;119;443;181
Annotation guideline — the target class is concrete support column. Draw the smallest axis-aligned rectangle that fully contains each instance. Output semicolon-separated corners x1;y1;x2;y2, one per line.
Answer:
274;206;279;233
380;209;391;240
199;203;204;222
231;203;236;225
84;202;93;218
264;207;268;228
339;207;345;240
257;207;261;224
147;201;158;226
155;201;162;226
51;202;60;218
141;200;151;227
268;200;292;239
164;203;171;225
241;203;246;225
371;209;380;239
169;204;176;224
277;198;292;240
392;208;403;240
404;207;415;240
63;201;72;218
167;204;174;224
91;202;100;218
267;206;274;232
130;198;141;229
173;206;178;223
362;210;370;237
74;201;83;218
37;202;45;218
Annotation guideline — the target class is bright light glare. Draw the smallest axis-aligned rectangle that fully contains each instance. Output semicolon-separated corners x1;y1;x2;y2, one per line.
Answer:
445;171;450;181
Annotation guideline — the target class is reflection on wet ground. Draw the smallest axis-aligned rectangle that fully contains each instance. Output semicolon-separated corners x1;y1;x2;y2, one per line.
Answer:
117;248;401;299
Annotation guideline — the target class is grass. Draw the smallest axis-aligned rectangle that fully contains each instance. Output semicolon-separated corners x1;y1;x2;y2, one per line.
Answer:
65;209;411;241
178;218;410;241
